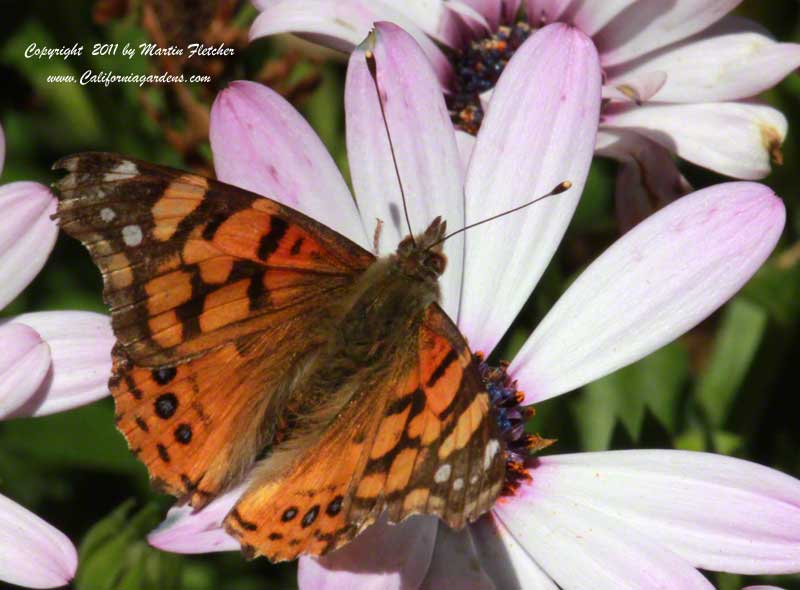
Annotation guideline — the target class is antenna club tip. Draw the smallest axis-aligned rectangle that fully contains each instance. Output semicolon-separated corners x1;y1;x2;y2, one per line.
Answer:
552;180;572;194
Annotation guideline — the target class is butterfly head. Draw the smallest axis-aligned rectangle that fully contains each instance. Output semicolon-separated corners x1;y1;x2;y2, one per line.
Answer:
395;216;448;282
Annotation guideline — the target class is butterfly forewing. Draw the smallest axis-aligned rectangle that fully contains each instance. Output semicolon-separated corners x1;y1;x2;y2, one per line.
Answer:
54;152;373;505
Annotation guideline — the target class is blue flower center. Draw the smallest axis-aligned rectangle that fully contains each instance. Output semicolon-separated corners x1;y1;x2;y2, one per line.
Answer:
448;21;534;134
476;352;554;496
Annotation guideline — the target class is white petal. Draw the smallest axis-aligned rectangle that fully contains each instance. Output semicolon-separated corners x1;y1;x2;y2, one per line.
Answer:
0;322;51;419
602;70;667;104
525;0;625;34
298;515;437;590
524;0;572;25
608;16;800;103
596;0;741;67
210;80;368;248
0;493;77;589
603;101;787;180
459;23;601;354
470;515;558;590
528;451;800;574
420;523;495;590
454;0;502;29
513;182;784;403
0;182;58;309
250;0;453;82
11;312;113;416
346;23;465;316
148;485;244;554
494;476;714;590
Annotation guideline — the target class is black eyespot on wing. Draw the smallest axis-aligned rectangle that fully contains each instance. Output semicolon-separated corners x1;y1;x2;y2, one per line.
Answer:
174;423;192;444
281;507;298;522
154;393;178;419
301;505;319;528
152;367;177;385
326;496;343;517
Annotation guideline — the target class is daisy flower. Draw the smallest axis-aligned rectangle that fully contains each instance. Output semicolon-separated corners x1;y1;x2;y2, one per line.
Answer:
250;0;800;228
147;24;798;590
1;123;114;588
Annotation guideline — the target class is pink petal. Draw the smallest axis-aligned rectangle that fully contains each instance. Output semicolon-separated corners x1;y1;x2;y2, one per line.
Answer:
542;1;632;35
148;485;243;554
607;16;800;103
494;473;714;590
459;23;601;355
379;0;451;43
469;515;558;589
210;80;368;248
455;0;503;29
596;129;692;232
10;312;113;417
0;322;51;419
444;1;492;42
0;493;77;589
525;451;800;574
595;0;742;67
523;0;572;26
0;182;58;309
602;101;787;180
744;587;786;590
298;515;437;590
250;0;453;82
345;22;465;317
513;182;785;403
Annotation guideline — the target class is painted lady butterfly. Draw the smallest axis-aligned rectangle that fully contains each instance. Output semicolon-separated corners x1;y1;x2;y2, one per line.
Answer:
53;153;505;562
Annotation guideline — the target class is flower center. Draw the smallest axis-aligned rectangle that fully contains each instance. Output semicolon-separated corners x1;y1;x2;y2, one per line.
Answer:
447;21;534;135
476;352;554;496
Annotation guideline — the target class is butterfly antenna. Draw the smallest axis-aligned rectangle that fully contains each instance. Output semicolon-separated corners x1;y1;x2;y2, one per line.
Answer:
428;181;573;249
365;47;416;244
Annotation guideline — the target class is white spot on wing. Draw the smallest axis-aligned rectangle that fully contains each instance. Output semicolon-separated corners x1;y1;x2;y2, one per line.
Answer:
453;478;464;490
483;440;500;469
434;464;451;483
100;208;116;222
122;225;143;247
104;160;139;181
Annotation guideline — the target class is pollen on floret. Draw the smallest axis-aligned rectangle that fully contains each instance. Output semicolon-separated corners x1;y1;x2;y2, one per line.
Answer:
476;352;555;497
448;22;534;135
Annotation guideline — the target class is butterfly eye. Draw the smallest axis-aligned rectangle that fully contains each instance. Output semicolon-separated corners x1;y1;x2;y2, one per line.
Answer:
427;253;445;275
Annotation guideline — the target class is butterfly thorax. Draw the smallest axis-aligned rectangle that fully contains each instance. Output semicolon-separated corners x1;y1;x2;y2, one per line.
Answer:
259;218;451;471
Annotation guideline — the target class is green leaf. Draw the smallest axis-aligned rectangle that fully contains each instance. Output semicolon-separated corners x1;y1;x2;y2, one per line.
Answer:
573;343;689;449
0;401;143;476
571;382;619;451
76;501;183;590
695;299;768;427
1;20;102;146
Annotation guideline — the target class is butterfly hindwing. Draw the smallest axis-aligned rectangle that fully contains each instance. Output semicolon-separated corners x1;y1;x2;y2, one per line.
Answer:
55;152;374;505
224;303;505;561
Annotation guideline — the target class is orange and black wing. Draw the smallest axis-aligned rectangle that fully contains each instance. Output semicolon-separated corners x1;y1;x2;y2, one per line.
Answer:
54;152;374;506
225;303;505;561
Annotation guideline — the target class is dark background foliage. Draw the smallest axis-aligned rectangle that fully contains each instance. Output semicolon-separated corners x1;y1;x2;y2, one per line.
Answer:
0;1;798;588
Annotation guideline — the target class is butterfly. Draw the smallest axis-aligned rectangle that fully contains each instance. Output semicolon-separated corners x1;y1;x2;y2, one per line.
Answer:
53;152;506;562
